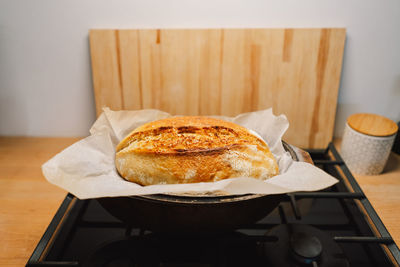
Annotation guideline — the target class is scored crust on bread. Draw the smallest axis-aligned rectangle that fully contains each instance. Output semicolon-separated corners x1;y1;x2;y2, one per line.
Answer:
115;116;279;185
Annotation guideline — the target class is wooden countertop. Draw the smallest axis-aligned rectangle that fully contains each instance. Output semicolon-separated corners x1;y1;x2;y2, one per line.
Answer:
1;137;399;266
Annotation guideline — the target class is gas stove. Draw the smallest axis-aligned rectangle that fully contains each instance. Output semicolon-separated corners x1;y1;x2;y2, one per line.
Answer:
27;143;400;266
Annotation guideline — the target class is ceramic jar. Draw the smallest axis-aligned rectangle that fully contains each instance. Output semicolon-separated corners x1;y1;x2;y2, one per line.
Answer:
341;113;398;175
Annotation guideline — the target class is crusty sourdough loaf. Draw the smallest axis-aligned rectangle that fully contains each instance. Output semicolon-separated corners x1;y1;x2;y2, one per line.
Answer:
115;116;279;185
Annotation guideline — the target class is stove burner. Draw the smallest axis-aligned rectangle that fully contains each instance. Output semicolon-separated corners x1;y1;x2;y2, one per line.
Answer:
262;224;349;267
290;232;322;264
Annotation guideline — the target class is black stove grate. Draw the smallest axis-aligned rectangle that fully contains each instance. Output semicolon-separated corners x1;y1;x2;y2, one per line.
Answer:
26;143;400;266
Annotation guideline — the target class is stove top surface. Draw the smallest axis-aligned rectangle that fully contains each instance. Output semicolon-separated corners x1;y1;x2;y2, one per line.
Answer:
27;144;400;267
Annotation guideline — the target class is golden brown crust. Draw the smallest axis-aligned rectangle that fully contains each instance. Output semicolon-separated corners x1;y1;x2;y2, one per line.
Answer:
115;116;279;185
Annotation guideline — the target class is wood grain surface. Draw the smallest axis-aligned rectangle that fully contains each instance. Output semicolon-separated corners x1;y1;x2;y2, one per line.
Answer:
89;28;346;149
1;137;399;266
0;137;79;267
347;113;398;137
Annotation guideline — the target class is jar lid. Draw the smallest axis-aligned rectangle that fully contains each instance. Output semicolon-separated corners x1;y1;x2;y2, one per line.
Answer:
347;113;398;137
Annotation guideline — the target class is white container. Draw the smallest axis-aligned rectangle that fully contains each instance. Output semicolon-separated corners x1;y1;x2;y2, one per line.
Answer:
341;113;398;175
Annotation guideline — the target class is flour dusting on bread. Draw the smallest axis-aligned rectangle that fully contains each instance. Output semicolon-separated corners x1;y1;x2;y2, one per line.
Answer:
115;116;279;185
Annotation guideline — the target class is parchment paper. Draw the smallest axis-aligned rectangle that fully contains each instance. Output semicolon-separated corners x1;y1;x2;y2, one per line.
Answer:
42;108;338;199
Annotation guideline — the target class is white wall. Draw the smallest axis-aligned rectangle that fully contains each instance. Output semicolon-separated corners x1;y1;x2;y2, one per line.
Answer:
0;0;399;137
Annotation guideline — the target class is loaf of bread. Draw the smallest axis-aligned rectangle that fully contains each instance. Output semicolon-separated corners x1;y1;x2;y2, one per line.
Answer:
115;116;279;185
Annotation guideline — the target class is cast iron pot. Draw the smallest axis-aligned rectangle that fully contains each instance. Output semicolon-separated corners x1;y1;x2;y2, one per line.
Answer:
97;142;308;233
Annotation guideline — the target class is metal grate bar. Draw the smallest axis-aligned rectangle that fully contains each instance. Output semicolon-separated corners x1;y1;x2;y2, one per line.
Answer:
288;194;302;220
278;205;287;224
328;143;400;264
78;221;126;228
313;160;344;165
334;236;394;244
328;143;363;193
292;192;364;199
26;261;79;266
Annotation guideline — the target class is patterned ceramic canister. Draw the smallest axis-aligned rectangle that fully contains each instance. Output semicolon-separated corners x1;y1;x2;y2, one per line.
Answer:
341;123;397;175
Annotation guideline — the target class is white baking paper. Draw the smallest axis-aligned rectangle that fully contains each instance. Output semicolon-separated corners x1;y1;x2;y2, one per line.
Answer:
42;108;338;199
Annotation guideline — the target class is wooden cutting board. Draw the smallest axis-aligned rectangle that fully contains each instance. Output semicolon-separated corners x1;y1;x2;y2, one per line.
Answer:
89;28;346;148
